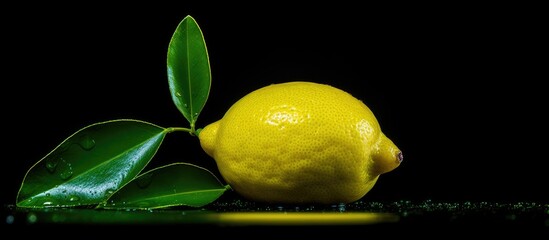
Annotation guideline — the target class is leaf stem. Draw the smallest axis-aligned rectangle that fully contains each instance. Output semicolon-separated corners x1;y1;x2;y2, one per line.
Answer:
165;127;196;136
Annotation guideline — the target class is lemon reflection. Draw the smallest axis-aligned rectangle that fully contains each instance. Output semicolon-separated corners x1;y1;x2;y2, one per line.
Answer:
208;212;399;226
10;207;398;226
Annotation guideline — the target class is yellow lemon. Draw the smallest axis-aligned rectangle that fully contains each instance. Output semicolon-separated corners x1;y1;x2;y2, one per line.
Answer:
199;81;402;204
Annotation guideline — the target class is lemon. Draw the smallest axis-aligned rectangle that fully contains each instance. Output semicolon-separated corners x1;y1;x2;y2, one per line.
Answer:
199;81;402;204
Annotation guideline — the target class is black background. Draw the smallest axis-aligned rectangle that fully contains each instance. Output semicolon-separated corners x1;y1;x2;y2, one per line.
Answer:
2;3;547;209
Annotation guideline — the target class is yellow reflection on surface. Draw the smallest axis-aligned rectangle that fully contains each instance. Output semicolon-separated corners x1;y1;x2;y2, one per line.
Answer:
208;212;399;226
6;205;399;226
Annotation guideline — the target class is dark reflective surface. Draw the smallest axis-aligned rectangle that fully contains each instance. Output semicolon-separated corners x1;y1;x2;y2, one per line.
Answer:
3;199;548;236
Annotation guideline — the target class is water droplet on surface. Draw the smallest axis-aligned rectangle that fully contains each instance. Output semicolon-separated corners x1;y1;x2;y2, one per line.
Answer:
59;169;73;180
42;201;53;206
78;134;96;150
69;196;80;202
45;192;50;197
183;103;188;108
176;92;182;97
194;112;198;116
332;203;346;212
27;213;37;224
5;215;14;224
45;158;59;173
106;199;116;206
58;158;73;180
105;188;116;196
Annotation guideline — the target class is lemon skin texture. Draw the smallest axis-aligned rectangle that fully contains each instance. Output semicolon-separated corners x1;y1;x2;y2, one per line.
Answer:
199;81;402;204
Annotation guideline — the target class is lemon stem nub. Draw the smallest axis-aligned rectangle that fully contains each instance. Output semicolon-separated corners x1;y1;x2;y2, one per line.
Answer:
371;134;402;175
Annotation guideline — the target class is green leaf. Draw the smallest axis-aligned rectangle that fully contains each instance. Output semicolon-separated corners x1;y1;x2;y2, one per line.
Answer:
16;119;167;208
101;163;228;209
167;15;211;130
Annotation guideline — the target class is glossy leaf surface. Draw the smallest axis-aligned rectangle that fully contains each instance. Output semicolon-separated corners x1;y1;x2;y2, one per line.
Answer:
102;163;228;209
16;119;167;208
167;15;211;128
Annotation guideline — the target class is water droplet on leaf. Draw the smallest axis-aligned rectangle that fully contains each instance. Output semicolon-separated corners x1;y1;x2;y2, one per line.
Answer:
45;158;59;173
78;134;96;150
105;188;116;196
68;196;80;202
58;158;73;180
60;170;73;180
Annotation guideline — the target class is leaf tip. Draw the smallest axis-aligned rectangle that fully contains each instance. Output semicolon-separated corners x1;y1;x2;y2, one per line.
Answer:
183;15;197;23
